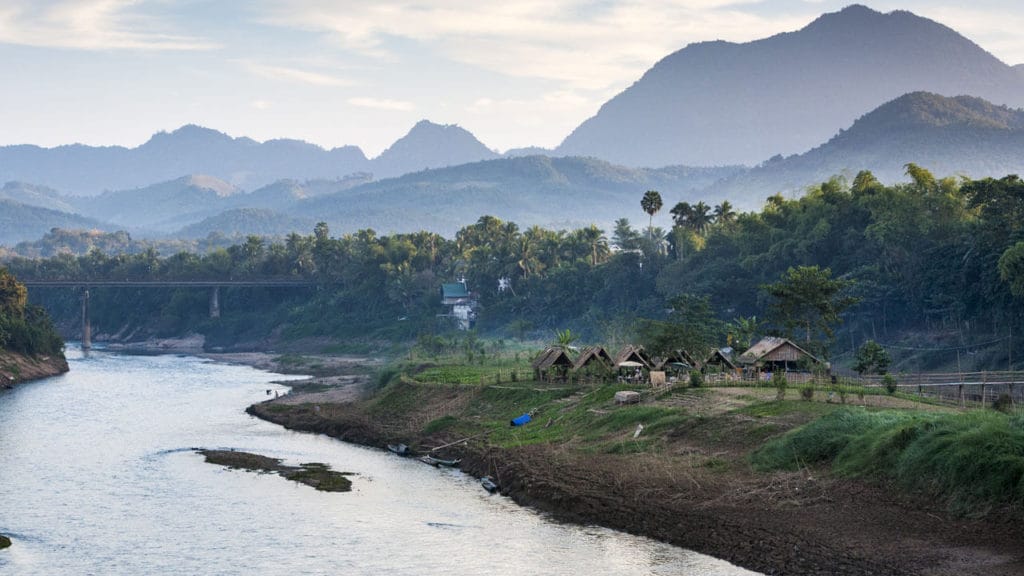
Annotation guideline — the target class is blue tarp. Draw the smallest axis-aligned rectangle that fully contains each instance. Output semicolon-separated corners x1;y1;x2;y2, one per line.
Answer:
510;413;532;427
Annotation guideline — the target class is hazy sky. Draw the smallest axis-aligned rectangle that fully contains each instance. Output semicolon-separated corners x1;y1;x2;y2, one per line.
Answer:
1;1;1020;156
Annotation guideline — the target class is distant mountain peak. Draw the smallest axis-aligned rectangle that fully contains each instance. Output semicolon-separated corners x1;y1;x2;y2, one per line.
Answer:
846;92;1024;132
373;119;498;176
179;174;240;197
556;4;1024;167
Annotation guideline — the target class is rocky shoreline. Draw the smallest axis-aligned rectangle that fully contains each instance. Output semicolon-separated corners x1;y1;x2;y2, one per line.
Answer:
0;350;69;389
244;367;1024;576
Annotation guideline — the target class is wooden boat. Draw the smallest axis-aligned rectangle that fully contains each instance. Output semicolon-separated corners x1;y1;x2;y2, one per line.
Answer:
387;443;411;456
419;455;462;467
480;476;499;493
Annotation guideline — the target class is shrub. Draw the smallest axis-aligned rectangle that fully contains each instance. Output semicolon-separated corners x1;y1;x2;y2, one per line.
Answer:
882;374;897;395
689;370;704;388
993;393;1015;414
800;385;815;401
772;371;788;400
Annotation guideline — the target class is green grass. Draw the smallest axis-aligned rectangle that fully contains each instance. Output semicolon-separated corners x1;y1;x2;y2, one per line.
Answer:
751;408;1024;516
736;399;843;419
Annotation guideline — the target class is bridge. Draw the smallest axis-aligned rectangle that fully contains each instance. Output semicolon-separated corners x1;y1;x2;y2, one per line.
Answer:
22;279;315;350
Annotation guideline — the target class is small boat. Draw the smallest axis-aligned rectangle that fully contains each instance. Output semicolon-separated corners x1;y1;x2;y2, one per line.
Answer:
419;455;462;467
387;443;411;456
480;476;499;493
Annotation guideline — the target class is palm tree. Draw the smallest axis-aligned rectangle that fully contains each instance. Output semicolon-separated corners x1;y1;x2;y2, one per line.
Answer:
713;200;736;227
690;201;712;235
576;225;610;266
670;201;693;229
640;190;663;243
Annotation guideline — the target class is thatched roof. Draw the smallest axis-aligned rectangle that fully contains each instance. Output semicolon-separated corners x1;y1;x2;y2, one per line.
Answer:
532;347;574;371
652;349;698;370
574;346;613;370
614;345;652;368
737;337;820;366
704;348;737;370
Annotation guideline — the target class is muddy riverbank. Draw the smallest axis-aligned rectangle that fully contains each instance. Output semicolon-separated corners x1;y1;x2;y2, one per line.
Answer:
246;370;1024;576
0;350;68;389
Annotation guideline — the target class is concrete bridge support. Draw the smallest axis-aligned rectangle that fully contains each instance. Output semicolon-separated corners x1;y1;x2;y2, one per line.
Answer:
81;288;91;350
209;286;220;319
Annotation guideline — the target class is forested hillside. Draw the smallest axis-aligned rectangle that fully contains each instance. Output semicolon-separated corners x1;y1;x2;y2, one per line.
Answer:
7;166;1024;371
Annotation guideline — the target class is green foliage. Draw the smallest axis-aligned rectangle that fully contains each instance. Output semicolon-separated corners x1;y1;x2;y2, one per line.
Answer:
882;374;898;395
752;408;1024;516
763;265;859;348
689;370;704;388
854;340;891;375
9;168;1024;369
773;370;788;400
638;293;723;360
800;385;815;401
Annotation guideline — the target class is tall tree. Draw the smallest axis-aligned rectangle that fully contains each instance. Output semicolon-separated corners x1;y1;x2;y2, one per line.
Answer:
763;265;859;348
640;190;663;243
713;201;736;227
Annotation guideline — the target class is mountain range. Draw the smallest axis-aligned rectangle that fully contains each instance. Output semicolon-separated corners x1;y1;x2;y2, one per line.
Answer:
0;120;496;195
557;4;1024;167
3;4;1024;247
706;92;1024;207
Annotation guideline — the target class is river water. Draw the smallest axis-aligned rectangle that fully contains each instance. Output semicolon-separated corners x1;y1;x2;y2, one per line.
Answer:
0;346;758;575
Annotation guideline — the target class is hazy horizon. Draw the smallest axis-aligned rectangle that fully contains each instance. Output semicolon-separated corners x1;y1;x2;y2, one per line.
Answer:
1;1;1022;156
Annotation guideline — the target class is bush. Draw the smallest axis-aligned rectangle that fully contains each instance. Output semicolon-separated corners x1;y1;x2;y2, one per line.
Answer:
993;393;1015;413
882;374;898;395
689;370;704;388
772;371;788;400
800;385;815;401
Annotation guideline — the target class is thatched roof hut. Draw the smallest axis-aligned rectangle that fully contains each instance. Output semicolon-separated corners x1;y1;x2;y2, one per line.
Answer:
614;345;652;368
652;349;698;371
737;337;820;369
704;348;737;371
574;346;614;371
532;347;574;381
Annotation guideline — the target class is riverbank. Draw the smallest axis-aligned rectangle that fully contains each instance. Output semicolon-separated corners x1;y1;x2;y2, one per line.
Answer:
0;349;68;389
242;358;1024;576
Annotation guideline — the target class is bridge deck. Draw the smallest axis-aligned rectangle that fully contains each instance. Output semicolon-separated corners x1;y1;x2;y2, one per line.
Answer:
21;280;314;288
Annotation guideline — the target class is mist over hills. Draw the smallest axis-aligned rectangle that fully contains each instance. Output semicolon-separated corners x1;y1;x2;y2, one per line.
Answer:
0;120;496;195
706;92;1024;207
557;4;1024;167
282;156;743;237
0;199;113;246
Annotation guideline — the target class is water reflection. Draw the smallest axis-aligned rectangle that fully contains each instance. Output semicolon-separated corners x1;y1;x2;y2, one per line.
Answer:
0;346;758;575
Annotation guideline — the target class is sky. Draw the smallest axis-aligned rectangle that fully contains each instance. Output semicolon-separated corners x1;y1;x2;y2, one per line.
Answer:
1;1;1021;157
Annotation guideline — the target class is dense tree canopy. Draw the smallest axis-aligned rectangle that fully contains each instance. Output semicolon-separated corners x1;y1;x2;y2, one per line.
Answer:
6;166;1024;370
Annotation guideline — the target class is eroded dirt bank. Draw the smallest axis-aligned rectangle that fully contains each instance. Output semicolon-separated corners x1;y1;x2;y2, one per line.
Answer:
247;380;1024;576
0;350;68;389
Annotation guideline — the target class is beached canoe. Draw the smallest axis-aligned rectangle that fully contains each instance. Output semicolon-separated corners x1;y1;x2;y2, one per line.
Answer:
419;455;461;467
387;443;411;456
481;476;499;493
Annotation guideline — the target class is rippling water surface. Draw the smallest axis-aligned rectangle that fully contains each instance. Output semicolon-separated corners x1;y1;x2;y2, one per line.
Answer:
0;346;758;575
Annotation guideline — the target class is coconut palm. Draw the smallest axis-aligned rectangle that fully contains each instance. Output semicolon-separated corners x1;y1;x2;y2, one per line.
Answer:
640;190;663;243
690;201;712;235
670;201;693;229
713;200;736;227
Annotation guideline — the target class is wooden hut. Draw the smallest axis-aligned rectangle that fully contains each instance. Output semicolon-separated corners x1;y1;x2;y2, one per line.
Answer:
614;345;653;369
652;349;699;371
573;346;614;383
531;347;574;382
737;337;820;372
704;348;737;371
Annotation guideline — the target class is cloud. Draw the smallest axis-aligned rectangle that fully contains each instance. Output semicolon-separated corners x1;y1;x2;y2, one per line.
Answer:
0;0;217;51
259;1;805;92
243;61;352;86
347;97;415;111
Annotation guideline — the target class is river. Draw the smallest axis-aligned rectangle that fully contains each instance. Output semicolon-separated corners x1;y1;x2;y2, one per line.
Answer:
0;346;758;575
